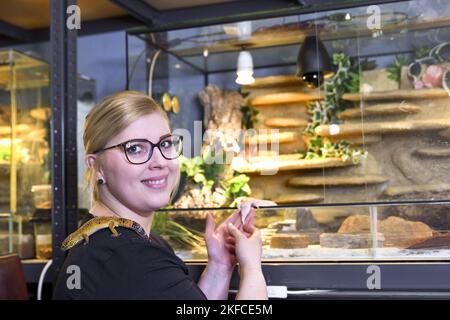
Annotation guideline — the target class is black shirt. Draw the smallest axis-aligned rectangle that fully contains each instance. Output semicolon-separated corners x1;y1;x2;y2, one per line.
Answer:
53;214;207;300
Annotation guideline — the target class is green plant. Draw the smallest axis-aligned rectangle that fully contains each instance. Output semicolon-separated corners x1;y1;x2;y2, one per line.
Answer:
179;152;251;206
387;47;430;84
224;174;251;206
0;146;10;162
303;52;365;164
305;53;357;136
151;212;205;248
303;136;364;164
180;152;224;190
387;55;409;83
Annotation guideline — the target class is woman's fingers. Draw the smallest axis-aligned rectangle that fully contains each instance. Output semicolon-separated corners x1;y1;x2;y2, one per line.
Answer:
227;223;245;240
204;213;215;240
243;223;255;234
238;198;278;223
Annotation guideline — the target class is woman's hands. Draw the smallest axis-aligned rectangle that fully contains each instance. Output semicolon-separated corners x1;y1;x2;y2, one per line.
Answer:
204;198;276;271
227;223;262;271
201;198;275;300
204;208;255;272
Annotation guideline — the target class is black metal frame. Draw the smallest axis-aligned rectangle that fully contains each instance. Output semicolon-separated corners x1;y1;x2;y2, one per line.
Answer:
125;0;406;34
50;0;79;282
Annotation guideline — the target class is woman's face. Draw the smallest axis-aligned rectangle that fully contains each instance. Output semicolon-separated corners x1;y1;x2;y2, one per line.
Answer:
95;113;180;214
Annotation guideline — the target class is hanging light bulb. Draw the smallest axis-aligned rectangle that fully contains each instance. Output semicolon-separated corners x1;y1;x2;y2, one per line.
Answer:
236;50;255;85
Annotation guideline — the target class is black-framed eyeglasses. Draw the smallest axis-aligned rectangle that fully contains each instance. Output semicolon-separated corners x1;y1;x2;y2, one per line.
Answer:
94;134;183;164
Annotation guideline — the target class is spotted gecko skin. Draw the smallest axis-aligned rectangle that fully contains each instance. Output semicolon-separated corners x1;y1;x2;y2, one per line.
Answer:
60;216;145;251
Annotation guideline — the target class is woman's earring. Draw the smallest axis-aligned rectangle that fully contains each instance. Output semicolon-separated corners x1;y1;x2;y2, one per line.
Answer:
97;178;105;185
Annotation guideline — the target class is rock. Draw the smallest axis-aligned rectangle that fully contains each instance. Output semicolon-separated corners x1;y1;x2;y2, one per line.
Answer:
296;208;320;229
337;215;434;248
391;149;431;184
382;203;450;231
295;208;321;244
270;233;309;249
407;234;450;249
320;233;384;249
381;216;433;248
338;215;371;234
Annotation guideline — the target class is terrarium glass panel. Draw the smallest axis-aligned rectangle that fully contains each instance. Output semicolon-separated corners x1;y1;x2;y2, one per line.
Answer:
0;50;51;258
128;0;450;261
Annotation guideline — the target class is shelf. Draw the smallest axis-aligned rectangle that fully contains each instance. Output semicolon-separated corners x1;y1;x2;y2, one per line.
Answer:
315;119;450;137
243;75;303;89
414;148;450;158
329;134;382;145
244;131;300;144
342;88;450;102
249;92;320;106
232;156;354;173
338;103;422;119
384;184;450;197
287;175;389;187
264;117;308;128
272;193;323;204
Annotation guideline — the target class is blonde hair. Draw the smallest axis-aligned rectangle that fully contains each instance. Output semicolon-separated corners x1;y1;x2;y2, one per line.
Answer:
83;91;180;206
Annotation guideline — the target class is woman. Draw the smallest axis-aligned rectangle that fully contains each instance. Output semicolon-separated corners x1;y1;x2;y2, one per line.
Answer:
53;91;272;300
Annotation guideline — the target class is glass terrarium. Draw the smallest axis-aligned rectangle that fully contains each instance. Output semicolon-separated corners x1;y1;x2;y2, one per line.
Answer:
0;50;51;258
127;0;450;276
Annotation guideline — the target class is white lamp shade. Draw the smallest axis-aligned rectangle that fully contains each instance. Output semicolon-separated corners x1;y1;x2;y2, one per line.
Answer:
236;51;255;85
